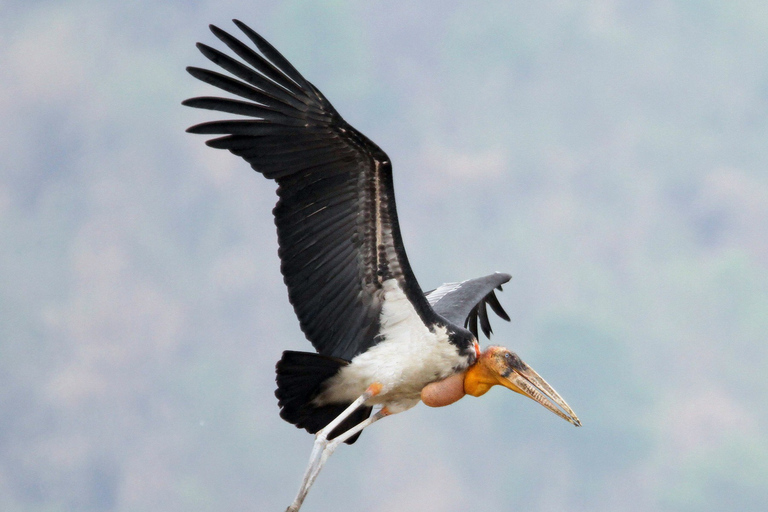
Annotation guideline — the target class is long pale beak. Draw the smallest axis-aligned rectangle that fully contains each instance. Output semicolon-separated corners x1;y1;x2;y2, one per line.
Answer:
499;363;581;427
464;347;581;427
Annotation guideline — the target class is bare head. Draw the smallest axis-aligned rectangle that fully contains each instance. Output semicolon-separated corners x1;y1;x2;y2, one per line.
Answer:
464;346;581;426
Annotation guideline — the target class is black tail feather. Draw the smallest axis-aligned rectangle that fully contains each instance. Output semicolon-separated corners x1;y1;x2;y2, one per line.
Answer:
275;350;372;445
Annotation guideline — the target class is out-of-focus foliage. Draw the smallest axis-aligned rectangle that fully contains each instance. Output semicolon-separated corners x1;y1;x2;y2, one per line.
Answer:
1;1;767;511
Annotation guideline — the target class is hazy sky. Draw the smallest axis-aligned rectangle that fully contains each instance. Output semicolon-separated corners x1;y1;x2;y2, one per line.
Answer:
2;1;768;511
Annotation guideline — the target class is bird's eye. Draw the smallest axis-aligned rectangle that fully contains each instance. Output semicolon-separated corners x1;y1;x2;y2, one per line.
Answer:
503;352;521;367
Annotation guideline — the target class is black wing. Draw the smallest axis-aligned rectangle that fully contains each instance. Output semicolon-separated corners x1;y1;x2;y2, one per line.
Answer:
426;273;512;339
183;21;437;361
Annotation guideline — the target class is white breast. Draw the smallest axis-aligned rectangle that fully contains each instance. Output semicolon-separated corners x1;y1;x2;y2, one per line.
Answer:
316;279;469;413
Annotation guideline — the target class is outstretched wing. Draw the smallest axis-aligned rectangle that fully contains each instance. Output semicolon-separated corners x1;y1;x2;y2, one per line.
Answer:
183;21;436;361
426;273;512;339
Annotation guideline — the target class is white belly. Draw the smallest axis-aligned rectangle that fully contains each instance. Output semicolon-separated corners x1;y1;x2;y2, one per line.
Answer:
316;279;469;413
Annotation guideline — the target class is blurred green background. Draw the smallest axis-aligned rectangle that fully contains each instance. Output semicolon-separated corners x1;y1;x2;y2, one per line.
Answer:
2;1;767;511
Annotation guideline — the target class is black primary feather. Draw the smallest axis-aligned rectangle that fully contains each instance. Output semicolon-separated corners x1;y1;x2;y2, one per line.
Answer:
183;21;445;361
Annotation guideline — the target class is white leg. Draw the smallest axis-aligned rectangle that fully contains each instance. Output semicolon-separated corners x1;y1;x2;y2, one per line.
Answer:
285;385;389;512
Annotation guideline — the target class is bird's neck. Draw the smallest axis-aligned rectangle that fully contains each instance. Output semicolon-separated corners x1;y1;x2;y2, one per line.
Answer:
463;363;498;397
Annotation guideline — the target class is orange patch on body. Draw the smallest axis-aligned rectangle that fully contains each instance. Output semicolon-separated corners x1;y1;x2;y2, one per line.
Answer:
366;382;383;396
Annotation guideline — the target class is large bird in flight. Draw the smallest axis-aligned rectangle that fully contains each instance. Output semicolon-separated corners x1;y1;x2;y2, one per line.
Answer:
183;20;580;512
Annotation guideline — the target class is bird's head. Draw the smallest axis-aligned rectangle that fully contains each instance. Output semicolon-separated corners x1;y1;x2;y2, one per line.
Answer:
464;346;581;426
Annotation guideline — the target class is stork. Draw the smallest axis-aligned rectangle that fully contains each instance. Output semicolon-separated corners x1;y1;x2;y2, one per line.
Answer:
183;20;580;512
